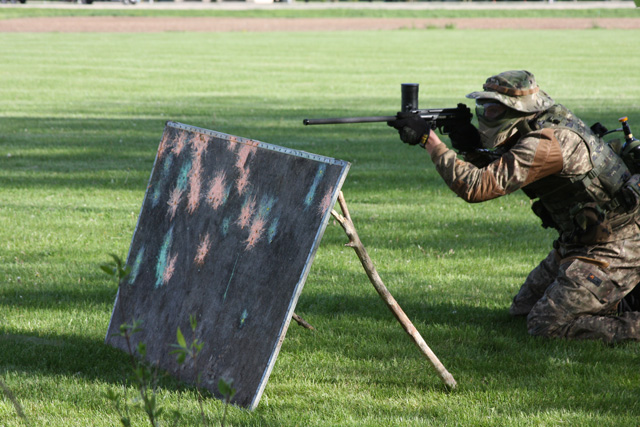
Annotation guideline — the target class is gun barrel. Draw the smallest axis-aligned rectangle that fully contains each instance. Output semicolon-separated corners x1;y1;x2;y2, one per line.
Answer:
304;105;470;128
303;116;396;126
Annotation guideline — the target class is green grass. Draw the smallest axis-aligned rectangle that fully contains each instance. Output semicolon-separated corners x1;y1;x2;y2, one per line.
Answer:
2;5;640;19
1;28;640;426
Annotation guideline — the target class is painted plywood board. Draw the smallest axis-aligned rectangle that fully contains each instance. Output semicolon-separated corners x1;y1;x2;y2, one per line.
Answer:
105;122;350;409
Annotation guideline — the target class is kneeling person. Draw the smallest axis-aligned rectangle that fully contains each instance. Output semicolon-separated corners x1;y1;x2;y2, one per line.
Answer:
388;70;640;343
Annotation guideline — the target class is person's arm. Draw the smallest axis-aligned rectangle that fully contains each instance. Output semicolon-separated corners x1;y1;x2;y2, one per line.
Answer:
422;129;446;156
427;129;563;203
388;114;565;203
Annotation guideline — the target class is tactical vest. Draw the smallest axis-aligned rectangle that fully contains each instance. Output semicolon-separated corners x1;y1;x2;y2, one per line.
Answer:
520;104;631;235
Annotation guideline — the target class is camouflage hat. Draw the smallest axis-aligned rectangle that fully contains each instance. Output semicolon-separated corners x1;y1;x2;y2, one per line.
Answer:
466;70;554;113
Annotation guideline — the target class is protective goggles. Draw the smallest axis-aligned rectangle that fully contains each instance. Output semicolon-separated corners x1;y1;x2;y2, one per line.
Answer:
475;101;509;122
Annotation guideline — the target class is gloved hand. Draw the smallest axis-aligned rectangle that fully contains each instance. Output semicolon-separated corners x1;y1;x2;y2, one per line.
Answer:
443;121;481;153
387;112;433;146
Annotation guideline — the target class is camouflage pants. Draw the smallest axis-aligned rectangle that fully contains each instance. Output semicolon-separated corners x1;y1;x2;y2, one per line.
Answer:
509;232;640;343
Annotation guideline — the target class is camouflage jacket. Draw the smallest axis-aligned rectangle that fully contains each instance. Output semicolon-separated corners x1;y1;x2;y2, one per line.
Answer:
429;108;639;243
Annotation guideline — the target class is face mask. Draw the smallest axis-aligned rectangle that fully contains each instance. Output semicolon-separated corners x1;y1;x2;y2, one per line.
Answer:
478;121;520;149
476;104;529;149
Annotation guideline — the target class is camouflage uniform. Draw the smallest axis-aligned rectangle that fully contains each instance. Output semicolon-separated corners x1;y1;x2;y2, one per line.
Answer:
430;70;640;343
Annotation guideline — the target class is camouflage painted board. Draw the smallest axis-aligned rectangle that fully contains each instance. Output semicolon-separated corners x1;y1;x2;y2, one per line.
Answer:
105;122;350;409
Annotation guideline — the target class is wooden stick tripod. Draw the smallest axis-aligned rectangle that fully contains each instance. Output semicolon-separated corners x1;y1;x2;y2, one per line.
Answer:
329;191;457;389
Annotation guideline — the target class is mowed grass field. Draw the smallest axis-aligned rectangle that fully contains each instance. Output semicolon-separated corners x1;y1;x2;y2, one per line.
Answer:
1;16;640;426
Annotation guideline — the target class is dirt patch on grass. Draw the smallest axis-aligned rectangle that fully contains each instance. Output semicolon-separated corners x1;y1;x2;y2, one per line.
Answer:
2;16;640;32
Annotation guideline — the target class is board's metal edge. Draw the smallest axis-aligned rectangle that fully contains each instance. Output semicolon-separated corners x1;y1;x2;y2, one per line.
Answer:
167;121;349;167
248;161;351;411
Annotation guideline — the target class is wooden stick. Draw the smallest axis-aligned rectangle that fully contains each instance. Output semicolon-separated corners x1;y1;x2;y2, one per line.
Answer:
330;191;457;389
292;313;315;330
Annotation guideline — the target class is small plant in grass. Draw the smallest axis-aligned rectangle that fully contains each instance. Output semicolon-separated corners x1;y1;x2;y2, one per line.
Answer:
217;378;237;427
101;254;236;426
99;253;131;285
170;314;207;426
169;315;237;427
104;321;170;427
101;254;165;427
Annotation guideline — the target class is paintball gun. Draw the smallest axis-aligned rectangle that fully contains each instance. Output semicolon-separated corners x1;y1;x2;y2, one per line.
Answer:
302;83;472;135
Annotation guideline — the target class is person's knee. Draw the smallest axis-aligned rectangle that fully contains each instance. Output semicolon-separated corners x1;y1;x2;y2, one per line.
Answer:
526;297;569;338
527;315;565;338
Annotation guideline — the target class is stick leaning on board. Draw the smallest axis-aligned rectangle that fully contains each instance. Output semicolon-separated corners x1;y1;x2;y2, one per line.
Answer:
330;191;457;389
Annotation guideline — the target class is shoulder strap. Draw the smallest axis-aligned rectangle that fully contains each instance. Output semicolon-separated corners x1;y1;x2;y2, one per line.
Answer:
529;105;629;198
